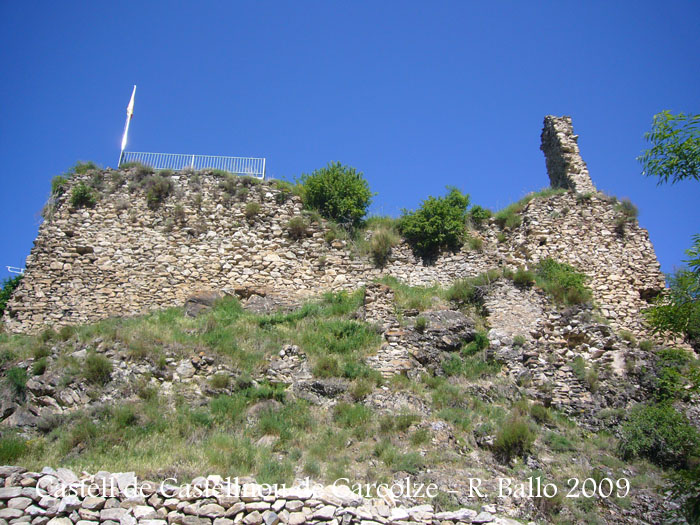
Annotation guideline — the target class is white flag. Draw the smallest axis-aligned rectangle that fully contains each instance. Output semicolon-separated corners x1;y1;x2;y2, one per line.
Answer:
121;85;136;151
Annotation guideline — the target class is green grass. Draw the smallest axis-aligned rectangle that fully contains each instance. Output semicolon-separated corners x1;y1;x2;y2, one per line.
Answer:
494;187;567;229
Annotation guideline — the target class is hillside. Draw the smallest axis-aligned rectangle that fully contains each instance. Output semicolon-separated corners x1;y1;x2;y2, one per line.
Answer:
1;117;698;525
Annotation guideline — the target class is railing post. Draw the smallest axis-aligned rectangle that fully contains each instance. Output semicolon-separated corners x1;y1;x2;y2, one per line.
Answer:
191;155;195;169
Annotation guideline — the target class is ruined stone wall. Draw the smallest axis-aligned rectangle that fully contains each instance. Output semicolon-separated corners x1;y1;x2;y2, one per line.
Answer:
3;117;666;338
0;466;509;525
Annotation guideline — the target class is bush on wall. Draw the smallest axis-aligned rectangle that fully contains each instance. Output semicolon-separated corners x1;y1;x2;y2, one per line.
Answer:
398;187;470;258
299;162;373;229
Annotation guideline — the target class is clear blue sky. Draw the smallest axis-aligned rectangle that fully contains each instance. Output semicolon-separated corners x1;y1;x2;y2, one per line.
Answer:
1;1;698;280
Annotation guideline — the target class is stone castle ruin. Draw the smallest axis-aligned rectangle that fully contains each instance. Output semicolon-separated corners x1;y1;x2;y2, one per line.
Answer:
2;116;666;336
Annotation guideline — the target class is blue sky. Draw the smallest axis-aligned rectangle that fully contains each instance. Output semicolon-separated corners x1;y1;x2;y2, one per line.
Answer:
1;1;698;280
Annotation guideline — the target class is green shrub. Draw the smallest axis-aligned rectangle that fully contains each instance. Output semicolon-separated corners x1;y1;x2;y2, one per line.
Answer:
0;435;28;463
70;182;97;208
414;316;428;333
640;340;654;352
245;201;261;220
299;162;373;228
51;175;69;196
446;270;500;306
467;235;483;251
615;198;638;221
58;325;75;341
71;161;99;174
462;331;489;355
350;378;373;401
494;205;522;229
333;402;372;428
618;403;700;468
530;403;551;424
83;353;113;385
287;216;308;240
493;416;535;462
535;258;592;305
468;205;492;228
0;275;23;317
121;162;155;180
369;227;399;267
512;268;535;288
313;355;341;377
576;192;593;204
210;373;230;389
398;187;470;257
142;175;174;209
619;330;637;345
513;335;526;347
32;357;48;376
6;367;28;397
545;431;575;453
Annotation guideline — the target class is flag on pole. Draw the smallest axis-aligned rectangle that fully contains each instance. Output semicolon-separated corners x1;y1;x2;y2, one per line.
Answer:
120;85;136;152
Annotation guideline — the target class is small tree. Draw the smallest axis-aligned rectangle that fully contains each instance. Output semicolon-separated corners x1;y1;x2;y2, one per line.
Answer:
0;275;23;317
398;187;470;258
299;162;373;229
639;111;700;185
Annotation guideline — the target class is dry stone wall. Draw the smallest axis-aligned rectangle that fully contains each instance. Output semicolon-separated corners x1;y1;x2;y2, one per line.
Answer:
0;466;522;525
3;117;665;339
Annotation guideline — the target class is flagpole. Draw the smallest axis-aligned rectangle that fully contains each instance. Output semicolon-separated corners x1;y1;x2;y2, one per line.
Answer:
119;85;136;166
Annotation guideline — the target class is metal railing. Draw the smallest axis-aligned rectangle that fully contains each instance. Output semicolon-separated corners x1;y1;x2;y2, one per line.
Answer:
6;266;25;275
118;151;266;179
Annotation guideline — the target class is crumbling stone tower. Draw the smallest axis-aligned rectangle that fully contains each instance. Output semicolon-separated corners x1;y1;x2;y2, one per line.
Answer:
540;115;596;193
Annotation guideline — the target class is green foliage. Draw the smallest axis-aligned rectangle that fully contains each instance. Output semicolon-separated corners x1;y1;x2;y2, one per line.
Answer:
615;198;638;221
0;435;27;463
210;373;230;389
245;201;261;220
32;357;48;376
653;348;699;401
299;162;373;228
6;367;28;397
645;265;700;347
494;205;522;229
670;464;700;525
512;335;526;347
535;258;592;305
70;182;97;208
467;235;483;251
468;205;492;229
286;216;308;240
141;175;174;209
441;353;500;379
414;316;428;333
378;276;443;312
445;269;501;306
0;275;23;317
493;416;535;462
638;111;700;184
398;187;470;257
512;268;535;288
494;187;567;230
618;402;700;468
333;402;372;429
530;403;551;424
51;175;69;196
369;227;400;267
83;353;113;385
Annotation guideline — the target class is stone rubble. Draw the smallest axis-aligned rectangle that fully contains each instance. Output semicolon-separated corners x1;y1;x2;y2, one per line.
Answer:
0;467;531;525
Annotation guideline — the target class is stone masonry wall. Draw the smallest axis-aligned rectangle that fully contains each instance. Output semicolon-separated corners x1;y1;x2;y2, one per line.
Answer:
3;117;666;338
0;466;515;525
540;115;596;193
